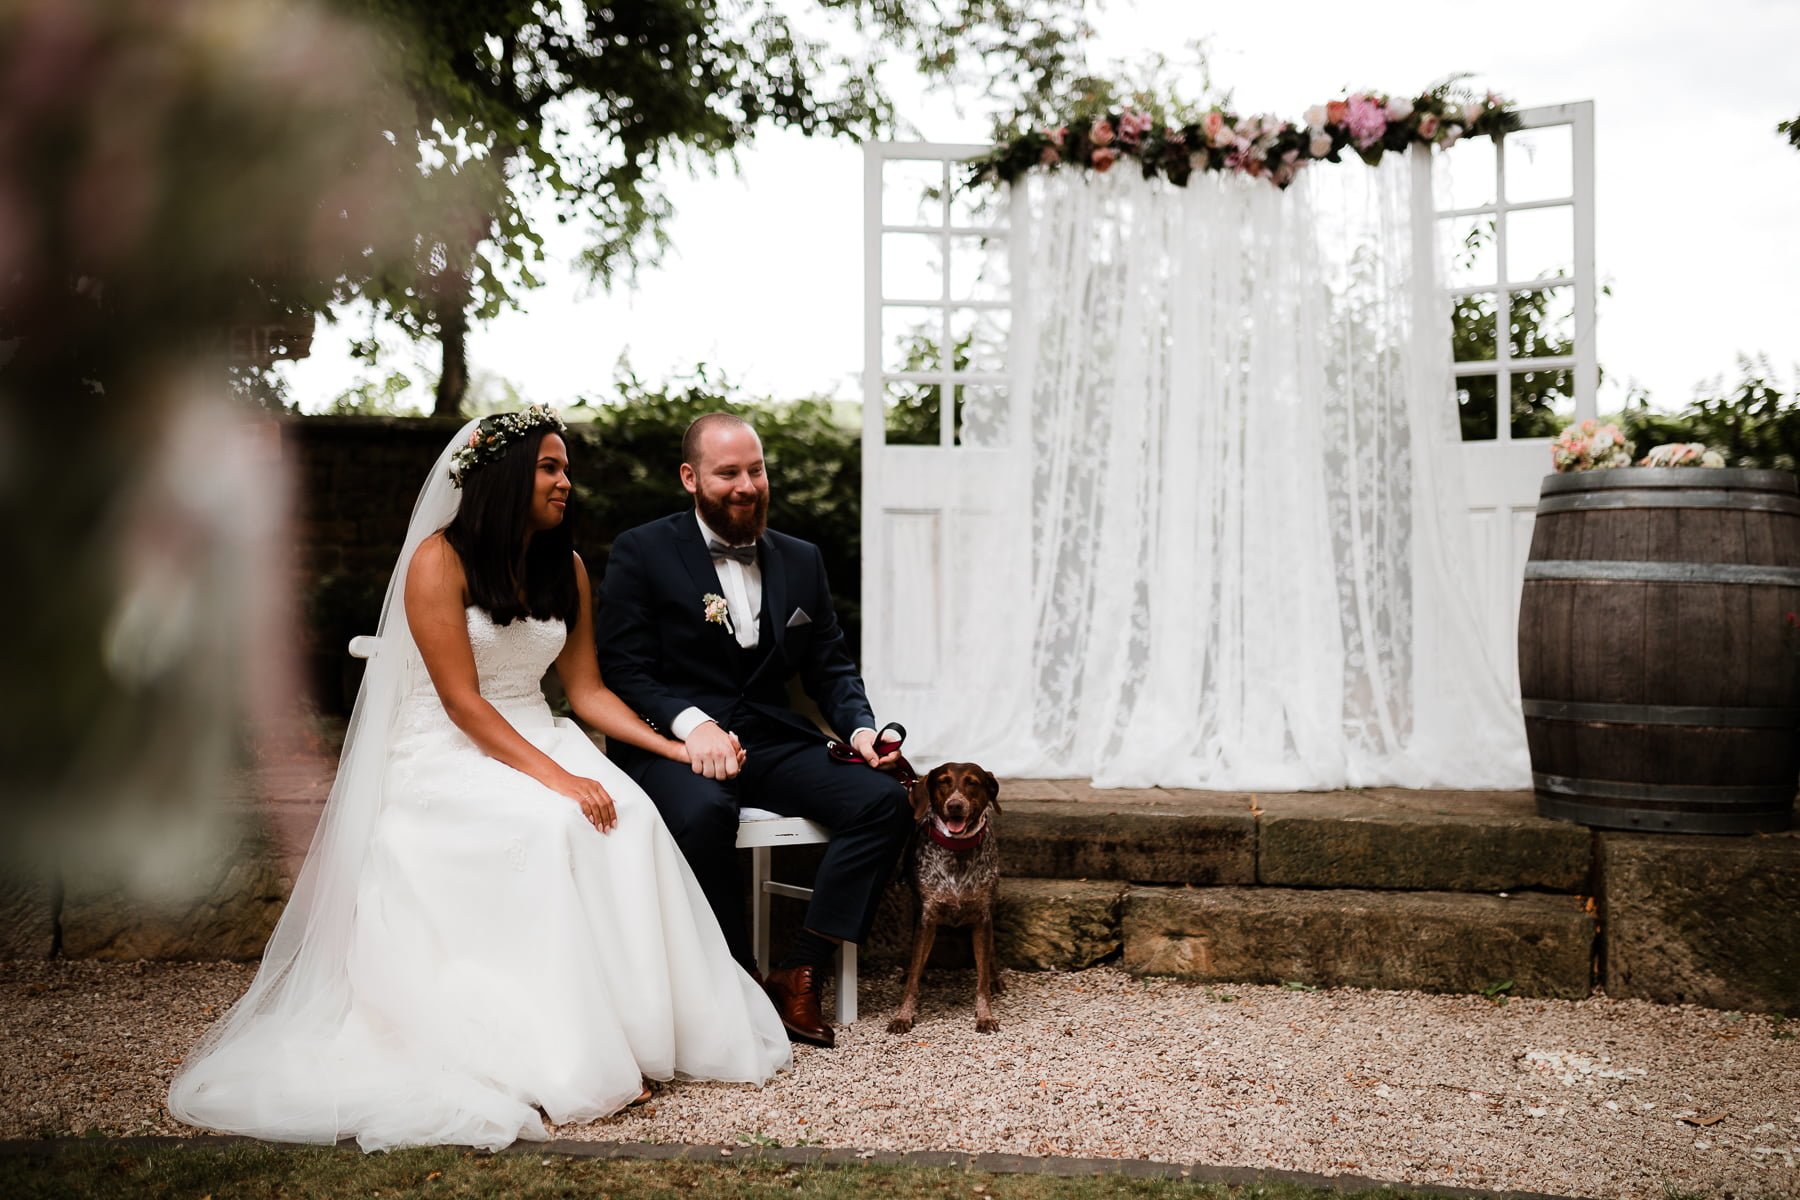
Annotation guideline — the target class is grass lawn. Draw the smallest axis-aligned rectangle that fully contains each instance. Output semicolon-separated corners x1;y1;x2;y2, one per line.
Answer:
0;1143;1472;1200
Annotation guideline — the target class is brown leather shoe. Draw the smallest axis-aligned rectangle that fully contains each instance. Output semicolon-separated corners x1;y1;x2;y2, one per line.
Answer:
763;965;834;1048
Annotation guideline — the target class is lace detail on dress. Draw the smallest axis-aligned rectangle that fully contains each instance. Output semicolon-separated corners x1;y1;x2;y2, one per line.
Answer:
391;609;566;750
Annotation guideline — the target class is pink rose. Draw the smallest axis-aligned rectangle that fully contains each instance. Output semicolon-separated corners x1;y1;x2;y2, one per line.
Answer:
1308;132;1333;157
1050;125;1067;147
1304;104;1327;128
1225;145;1263;177
1326;100;1349;125
1203;110;1227;146
1090;119;1115;147
1346;94;1387;149
1091;147;1119;172
1416;113;1439;140
1039;145;1061;166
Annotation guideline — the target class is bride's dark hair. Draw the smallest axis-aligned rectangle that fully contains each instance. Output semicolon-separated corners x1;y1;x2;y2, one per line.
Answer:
443;425;578;626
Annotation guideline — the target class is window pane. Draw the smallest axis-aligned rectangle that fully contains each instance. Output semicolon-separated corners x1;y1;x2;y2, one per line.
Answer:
1440;214;1497;288
1451;292;1497;363
1505;204;1574;283
950;306;1009;376
881;233;942;302
949;235;1009;303
1456;373;1498;441
881;311;942;375
955;385;1010;447
883;159;944;228
884;379;942;446
1509;287;1574;359
1512;369;1575;440
1503;124;1573;204
1437;138;1496;211
948;167;1003;229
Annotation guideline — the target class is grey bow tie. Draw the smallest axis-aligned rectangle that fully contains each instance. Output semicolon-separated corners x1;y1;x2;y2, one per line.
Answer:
707;538;756;566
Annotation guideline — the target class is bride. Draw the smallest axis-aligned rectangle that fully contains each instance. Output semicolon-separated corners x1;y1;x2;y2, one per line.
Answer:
168;408;790;1151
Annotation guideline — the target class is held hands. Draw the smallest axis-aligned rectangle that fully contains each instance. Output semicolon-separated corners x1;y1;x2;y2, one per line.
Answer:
687;721;747;779
553;771;618;833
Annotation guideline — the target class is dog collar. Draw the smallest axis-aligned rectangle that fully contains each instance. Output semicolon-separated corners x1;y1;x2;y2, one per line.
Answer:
924;814;989;852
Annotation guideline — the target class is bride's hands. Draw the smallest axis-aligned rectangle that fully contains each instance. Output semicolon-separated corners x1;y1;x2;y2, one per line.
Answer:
552;771;618;832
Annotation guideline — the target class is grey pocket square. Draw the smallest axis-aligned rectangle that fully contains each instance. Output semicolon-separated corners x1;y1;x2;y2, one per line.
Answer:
786;608;812;629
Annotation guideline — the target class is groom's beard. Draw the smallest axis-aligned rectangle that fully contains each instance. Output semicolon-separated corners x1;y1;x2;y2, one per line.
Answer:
698;489;768;545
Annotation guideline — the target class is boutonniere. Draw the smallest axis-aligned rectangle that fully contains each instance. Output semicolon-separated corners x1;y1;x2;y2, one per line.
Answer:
702;593;734;633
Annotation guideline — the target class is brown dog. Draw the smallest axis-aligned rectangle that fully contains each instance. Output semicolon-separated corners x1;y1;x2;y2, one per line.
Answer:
887;762;1003;1034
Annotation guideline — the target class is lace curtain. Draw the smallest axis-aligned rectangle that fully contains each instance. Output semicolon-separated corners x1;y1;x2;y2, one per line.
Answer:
909;157;1528;789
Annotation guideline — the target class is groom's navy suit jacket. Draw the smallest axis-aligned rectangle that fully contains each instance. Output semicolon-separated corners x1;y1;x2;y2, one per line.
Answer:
597;511;876;746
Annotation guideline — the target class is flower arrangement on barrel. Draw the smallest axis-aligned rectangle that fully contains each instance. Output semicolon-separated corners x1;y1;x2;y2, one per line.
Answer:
1551;420;1728;472
969;84;1520;190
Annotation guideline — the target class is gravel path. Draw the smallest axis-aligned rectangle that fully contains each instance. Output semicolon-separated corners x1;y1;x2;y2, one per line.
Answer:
3;959;1796;1199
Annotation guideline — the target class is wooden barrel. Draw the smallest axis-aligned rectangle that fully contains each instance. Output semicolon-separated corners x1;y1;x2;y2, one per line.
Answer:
1517;467;1800;834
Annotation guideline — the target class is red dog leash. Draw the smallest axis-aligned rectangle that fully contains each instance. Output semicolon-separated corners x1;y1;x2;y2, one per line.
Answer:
826;721;920;788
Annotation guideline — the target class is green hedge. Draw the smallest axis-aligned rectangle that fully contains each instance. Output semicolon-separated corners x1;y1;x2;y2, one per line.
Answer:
1617;357;1799;471
565;370;864;653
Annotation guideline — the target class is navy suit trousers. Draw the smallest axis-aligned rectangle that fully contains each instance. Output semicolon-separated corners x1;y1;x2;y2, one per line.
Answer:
613;717;912;971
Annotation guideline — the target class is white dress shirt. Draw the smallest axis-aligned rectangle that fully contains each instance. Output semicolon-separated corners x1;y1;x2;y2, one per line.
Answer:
671;511;759;741
670;511;875;749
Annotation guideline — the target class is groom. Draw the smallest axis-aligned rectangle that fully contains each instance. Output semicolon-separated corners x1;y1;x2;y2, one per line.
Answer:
597;412;912;1047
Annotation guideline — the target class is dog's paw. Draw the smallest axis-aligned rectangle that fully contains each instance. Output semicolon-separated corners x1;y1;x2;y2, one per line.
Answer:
975;1017;999;1034
886;1016;914;1035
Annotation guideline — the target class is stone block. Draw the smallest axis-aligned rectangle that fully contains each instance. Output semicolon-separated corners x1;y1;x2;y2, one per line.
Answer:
59;819;286;961
1122;885;1594;998
1598;830;1800;1012
994;877;1127;970
1258;790;1591;892
860;876;1126;971
1003;799;1256;885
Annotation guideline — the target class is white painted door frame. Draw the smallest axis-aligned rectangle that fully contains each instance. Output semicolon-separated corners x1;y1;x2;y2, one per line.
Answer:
1423;101;1598;686
860;142;1029;727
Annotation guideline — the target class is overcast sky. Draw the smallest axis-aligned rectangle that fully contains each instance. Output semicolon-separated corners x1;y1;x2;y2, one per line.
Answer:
279;0;1800;416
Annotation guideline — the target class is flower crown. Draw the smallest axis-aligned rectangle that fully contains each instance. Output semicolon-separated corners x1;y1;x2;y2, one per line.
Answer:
448;406;567;488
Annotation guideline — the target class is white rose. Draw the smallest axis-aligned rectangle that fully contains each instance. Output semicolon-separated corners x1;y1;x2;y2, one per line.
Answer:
1305;105;1327;128
1702;449;1725;467
1309;132;1333;157
1385;98;1414;121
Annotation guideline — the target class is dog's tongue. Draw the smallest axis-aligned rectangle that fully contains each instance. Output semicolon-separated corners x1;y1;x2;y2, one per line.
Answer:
943;817;969;835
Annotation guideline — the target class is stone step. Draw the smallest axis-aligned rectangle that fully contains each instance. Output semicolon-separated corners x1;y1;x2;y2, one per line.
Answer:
860;876;1595;1001
1121;885;1595;999
1000;786;1593;894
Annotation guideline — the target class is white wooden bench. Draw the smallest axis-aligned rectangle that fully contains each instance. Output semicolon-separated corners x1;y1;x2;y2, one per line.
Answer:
349;635;857;1024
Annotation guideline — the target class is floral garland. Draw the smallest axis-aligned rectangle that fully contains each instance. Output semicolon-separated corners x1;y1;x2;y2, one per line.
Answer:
970;86;1520;190
448;405;566;487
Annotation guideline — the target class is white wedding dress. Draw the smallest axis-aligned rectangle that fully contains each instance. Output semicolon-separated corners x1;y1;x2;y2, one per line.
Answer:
169;604;791;1150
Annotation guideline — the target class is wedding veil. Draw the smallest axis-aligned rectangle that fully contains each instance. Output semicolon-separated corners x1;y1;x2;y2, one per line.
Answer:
167;418;482;1140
